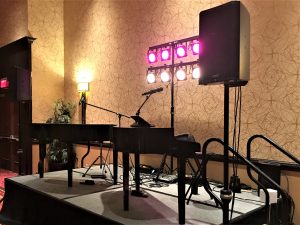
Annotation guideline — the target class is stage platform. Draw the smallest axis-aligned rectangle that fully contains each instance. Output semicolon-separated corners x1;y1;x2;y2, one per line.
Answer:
0;165;264;225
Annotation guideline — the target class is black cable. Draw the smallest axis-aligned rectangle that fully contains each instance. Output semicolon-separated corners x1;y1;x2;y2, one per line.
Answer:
230;87;243;220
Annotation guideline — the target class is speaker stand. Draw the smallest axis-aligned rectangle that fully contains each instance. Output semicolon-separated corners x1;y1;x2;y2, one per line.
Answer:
221;84;232;224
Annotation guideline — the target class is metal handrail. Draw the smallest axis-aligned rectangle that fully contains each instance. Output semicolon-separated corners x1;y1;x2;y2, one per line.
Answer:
247;134;300;166
246;134;299;224
202;137;291;224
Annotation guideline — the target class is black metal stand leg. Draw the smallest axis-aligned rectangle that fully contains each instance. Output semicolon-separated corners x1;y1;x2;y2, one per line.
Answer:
99;144;103;168
220;189;232;224
131;153;148;198
113;146;118;185
123;152;129;211
82;156;100;177
178;157;186;225
67;143;73;187
154;153;168;182
38;143;46;178
222;84;232;224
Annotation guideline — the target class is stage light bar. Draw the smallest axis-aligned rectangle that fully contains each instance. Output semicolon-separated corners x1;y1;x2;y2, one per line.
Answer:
175;68;187;81
160;70;170;82
146;71;156;84
176;44;187;58
0;78;9;89
147;51;157;63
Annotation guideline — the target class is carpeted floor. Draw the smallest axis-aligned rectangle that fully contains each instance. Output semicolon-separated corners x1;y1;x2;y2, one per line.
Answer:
0;169;17;210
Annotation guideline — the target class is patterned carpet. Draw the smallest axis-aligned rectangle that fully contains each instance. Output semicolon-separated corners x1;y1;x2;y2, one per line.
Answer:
0;169;17;210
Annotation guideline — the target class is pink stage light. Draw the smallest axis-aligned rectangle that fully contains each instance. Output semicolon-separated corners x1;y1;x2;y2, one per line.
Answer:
176;44;187;58
161;49;170;61
191;41;202;55
147;51;157;63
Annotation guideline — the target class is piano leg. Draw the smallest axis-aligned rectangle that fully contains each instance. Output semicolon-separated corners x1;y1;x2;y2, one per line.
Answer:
123;152;129;210
113;146;118;185
38;143;46;178
67;143;74;187
178;157;186;224
131;153;148;198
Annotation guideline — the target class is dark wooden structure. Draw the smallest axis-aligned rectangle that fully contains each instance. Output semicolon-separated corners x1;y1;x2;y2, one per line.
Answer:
31;123;114;187
0;36;35;174
113;127;200;225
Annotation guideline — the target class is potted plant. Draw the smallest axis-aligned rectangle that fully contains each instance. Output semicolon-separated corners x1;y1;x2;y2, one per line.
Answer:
46;99;76;171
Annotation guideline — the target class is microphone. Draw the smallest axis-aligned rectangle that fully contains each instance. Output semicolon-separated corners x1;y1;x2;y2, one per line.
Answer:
142;87;163;96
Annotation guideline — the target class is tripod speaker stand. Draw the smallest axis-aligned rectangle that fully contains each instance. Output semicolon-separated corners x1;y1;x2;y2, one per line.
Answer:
79;100;130;179
82;141;113;179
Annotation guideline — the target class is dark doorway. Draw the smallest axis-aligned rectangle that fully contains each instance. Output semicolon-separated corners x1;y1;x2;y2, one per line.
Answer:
0;36;35;174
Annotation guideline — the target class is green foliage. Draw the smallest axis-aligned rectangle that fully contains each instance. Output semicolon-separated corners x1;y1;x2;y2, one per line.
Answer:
46;99;76;164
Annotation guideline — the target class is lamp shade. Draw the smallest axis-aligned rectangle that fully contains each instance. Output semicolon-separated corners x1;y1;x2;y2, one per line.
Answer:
78;82;89;92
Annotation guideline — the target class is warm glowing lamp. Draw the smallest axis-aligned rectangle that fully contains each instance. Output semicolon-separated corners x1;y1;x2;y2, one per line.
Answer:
77;82;89;92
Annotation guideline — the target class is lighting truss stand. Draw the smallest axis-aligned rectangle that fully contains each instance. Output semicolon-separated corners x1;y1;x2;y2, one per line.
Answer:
82;141;113;179
155;43;176;180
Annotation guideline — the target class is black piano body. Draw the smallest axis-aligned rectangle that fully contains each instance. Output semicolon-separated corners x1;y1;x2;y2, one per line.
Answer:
32;123;115;187
112;127;200;225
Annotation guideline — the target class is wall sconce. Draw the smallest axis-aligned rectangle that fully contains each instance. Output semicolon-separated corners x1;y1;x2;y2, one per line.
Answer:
78;82;89;92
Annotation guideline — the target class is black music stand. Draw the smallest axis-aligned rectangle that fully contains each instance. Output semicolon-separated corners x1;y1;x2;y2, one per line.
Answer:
131;115;153;127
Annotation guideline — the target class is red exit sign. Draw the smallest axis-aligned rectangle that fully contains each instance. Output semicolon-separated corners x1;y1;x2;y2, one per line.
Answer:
0;78;9;89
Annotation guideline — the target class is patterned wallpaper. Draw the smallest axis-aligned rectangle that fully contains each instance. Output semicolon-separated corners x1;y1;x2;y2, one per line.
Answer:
0;0;28;47
63;0;300;162
28;0;65;123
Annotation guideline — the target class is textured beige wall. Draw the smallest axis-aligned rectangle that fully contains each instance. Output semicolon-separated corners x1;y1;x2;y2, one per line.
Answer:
28;0;65;123
0;0;28;47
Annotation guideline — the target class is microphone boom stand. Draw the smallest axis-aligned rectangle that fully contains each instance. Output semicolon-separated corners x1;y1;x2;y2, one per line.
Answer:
84;102;131;127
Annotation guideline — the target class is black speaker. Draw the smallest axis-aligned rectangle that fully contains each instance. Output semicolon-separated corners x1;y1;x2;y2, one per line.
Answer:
199;1;250;86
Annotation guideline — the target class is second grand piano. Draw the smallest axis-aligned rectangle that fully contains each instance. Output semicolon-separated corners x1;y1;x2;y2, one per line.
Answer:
113;127;200;225
32;123;115;187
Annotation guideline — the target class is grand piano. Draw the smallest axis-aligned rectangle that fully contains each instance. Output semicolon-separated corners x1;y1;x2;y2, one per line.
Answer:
112;127;200;225
31;123;115;187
